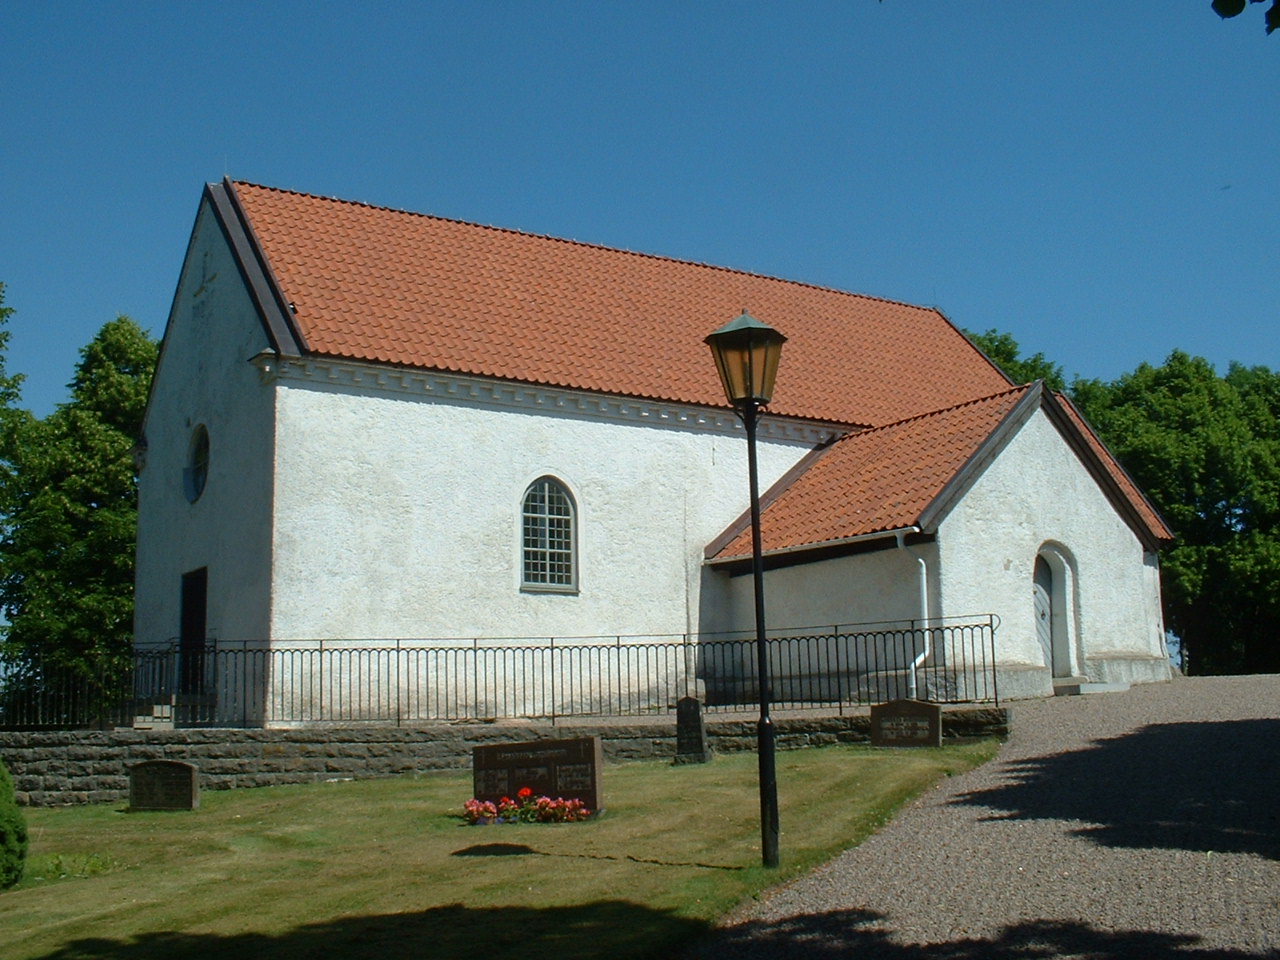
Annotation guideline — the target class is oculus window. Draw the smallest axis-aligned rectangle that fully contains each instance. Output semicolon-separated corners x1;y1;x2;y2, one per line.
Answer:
521;477;577;591
183;425;210;503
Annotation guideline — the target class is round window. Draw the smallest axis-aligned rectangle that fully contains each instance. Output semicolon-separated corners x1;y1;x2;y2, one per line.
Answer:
184;425;210;502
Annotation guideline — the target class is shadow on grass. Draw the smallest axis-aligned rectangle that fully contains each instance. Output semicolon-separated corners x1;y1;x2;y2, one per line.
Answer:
453;842;747;870
26;901;712;960
684;909;1272;959
28;903;1273;960
951;719;1280;860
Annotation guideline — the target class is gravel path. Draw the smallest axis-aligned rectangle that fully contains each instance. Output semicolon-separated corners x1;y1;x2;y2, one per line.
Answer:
687;674;1280;959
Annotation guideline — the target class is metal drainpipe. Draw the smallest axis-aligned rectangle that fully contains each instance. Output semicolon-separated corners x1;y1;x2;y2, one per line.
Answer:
895;528;929;699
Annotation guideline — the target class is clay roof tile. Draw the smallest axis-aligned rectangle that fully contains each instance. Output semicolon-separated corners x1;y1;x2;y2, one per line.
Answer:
230;181;1012;426
710;386;1033;560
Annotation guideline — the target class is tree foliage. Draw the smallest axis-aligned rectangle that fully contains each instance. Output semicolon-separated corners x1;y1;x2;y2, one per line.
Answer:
1211;0;1280;35
965;328;1068;392
1073;353;1280;674
0;308;157;685
0;286;30;520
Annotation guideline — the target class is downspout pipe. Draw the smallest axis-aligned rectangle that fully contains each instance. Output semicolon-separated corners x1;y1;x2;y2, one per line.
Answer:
895;528;929;699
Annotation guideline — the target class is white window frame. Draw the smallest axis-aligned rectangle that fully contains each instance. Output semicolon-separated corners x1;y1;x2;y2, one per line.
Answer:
520;476;578;593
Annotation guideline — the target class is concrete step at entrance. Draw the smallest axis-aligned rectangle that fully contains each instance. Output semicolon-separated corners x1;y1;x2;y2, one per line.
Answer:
1053;677;1131;696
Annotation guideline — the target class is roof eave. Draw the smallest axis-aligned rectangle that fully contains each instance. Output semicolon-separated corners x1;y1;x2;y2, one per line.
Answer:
1042;391;1176;550
205;178;306;358
707;526;932;574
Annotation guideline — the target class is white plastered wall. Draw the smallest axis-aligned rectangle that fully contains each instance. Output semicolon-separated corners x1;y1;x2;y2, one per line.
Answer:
707;542;939;704
133;200;277;650
934;409;1169;694
267;377;811;644
713;543;927;634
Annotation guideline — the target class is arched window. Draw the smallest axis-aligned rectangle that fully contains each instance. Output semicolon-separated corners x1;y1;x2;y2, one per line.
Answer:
184;425;210;503
521;477;577;591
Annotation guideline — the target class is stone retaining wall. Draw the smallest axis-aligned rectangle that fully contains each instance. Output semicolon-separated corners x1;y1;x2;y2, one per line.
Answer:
0;707;1009;806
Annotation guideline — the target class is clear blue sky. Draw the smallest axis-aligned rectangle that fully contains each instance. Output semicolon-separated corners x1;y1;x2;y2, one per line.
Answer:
3;1;1276;417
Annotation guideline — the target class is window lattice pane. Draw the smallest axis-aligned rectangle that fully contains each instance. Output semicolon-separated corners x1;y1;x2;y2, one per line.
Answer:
523;479;575;587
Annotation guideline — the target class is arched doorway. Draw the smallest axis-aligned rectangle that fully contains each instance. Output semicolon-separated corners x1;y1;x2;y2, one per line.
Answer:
1034;549;1076;678
1033;556;1053;667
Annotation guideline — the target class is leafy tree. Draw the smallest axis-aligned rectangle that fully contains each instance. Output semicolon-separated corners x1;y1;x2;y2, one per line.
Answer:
1072;353;1279;675
964;328;1067;392
1212;0;1280;35
0;286;30;516
0;284;34;722
0;315;157;694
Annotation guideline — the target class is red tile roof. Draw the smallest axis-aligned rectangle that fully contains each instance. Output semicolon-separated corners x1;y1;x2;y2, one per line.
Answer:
214;180;1170;557
229;181;1012;427
709;386;1034;560
709;383;1175;562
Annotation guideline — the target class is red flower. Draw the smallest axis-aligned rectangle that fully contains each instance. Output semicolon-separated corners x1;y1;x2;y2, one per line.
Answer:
517;786;534;799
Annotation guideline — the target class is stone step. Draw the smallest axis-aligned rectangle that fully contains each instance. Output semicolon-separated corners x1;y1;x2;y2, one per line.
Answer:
130;716;175;730
1053;679;1130;697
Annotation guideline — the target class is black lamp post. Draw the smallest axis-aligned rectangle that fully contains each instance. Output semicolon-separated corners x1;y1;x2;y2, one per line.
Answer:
705;310;786;869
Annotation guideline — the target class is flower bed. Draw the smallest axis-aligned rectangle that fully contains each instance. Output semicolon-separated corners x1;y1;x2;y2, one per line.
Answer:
463;786;591;824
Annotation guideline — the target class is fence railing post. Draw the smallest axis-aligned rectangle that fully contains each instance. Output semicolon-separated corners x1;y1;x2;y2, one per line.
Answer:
549;636;557;723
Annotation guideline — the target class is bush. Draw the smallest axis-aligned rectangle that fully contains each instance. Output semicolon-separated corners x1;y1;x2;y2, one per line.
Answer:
0;758;27;888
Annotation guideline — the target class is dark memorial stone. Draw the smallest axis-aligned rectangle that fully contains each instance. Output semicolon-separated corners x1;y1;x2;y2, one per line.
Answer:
473;736;603;813
870;698;943;747
674;696;711;764
129;760;200;810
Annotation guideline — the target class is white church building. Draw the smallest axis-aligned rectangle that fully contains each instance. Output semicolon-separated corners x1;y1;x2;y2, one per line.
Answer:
132;179;1173;726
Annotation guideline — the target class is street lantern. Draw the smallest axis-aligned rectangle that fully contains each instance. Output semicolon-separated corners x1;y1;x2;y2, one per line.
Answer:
705;310;786;869
705;311;787;406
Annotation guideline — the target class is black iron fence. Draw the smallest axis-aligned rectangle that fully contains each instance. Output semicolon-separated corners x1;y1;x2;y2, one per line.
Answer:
0;617;998;730
0;659;133;731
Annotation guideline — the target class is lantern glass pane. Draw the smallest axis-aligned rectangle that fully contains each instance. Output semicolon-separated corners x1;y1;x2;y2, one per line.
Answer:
705;313;786;405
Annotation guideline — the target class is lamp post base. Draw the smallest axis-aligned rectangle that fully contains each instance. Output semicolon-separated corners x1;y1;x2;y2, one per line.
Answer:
758;714;780;868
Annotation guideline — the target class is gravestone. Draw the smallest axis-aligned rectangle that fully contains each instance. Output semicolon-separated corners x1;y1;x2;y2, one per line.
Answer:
674;696;712;764
870;698;943;747
473;736;603;813
129;760;200;810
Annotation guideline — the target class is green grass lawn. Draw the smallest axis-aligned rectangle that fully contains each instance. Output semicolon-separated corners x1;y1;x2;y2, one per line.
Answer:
3;740;997;960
